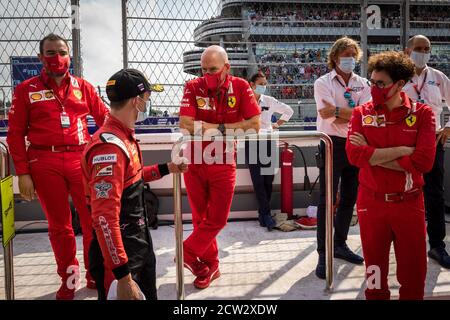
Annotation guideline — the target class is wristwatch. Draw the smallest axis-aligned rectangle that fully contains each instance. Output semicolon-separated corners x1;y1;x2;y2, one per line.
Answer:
334;107;340;118
218;123;226;135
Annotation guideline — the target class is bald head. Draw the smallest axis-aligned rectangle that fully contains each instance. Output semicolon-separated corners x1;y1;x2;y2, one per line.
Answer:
201;45;229;64
201;45;230;75
406;35;431;54
200;46;231;89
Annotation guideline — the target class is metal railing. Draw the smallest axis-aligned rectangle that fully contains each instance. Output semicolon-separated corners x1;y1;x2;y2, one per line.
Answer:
0;141;14;300
171;131;334;300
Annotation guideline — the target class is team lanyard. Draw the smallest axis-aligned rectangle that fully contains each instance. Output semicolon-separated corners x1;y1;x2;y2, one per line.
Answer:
411;70;428;103
335;77;356;108
39;75;72;128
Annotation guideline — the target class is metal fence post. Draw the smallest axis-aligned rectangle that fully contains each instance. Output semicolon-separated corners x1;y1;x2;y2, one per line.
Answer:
171;132;333;299
71;0;82;77
323;135;334;292
121;0;129;69
173;171;185;300
0;141;14;300
360;0;368;78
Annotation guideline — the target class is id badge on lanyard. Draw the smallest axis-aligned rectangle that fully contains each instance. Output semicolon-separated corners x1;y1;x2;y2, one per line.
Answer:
60;111;70;128
40;76;71;129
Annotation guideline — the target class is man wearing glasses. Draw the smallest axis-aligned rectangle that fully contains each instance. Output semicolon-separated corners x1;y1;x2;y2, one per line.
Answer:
346;51;436;300
313;37;371;279
403;35;450;269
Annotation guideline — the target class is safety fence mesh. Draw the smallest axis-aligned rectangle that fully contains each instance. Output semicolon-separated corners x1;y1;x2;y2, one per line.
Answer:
124;0;450;122
0;1;449;123
0;0;73;118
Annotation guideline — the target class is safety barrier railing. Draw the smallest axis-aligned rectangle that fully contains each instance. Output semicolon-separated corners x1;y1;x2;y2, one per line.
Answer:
171;131;333;300
0;141;14;300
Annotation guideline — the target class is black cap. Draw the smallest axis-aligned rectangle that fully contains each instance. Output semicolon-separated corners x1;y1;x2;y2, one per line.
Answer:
105;69;163;102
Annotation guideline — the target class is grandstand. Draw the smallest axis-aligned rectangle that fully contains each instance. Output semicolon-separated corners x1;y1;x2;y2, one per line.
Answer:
183;0;450;121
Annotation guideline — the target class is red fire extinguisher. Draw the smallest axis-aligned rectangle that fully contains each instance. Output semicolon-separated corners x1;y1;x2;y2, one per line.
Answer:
281;142;294;219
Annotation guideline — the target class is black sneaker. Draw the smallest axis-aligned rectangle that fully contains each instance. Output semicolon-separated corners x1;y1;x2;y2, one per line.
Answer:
258;215;266;227
315;254;326;280
334;244;364;265
261;215;276;231
428;247;450;269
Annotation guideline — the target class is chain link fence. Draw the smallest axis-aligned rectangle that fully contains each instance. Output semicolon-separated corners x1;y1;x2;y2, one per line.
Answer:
123;0;450;124
0;0;78;118
0;0;449;124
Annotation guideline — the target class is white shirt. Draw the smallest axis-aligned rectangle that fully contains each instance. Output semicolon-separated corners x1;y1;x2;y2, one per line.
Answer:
402;66;450;131
314;69;372;138
258;94;294;131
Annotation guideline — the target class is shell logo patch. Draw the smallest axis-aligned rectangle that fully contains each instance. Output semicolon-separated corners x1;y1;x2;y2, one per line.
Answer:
406;115;417;127
362;115;374;126
197;98;206;108
227;96;236;108
30;90;56;103
30;92;43;102
73;89;83;100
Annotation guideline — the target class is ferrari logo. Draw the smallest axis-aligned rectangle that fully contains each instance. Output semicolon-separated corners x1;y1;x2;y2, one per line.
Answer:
376;115;386;127
227;96;236;108
44;90;54;99
406;115;417;127
73;89;83;100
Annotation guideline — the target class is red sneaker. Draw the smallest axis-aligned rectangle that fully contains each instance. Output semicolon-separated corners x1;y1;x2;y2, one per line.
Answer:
294;217;317;230
194;264;220;289
56;282;75;300
178;251;210;277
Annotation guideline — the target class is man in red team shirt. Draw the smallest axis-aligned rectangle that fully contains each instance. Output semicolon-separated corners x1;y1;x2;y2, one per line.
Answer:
82;69;187;300
179;45;261;289
7;34;109;300
346;51;436;300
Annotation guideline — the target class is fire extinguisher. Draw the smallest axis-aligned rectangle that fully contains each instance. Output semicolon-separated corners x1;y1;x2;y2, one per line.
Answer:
281;142;294;219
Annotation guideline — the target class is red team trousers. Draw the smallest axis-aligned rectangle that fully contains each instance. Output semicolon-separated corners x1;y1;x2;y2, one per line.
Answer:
357;186;427;300
28;147;93;281
183;163;236;266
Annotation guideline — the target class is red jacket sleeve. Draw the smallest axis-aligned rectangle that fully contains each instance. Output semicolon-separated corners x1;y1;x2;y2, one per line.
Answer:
86;144;129;279
239;80;261;120
85;81;109;127
397;106;436;174
345;106;376;169
6;83;30;175
179;81;197;118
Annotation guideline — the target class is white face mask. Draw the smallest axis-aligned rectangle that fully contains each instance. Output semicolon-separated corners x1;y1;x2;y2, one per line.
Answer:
338;57;356;74
136;97;150;123
410;51;430;69
254;85;266;95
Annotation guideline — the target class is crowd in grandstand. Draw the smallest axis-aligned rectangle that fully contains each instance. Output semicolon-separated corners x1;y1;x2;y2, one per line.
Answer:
246;5;449;29
255;46;449;100
246;5;360;27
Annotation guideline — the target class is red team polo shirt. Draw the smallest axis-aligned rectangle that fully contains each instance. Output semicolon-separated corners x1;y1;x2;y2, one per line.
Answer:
7;70;109;175
346;92;436;194
179;74;261;163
